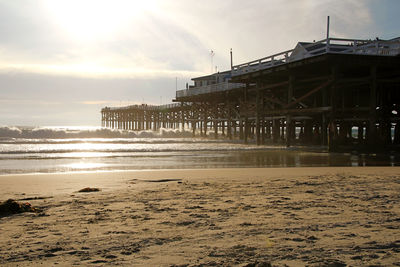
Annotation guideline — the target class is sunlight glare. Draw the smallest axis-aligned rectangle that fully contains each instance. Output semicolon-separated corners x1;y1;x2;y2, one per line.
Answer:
65;162;106;170
45;0;158;42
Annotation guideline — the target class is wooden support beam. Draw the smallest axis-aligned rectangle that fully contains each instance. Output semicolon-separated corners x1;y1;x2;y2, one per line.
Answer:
394;122;400;145
243;85;249;144
358;124;364;143
251;80;289;91
256;87;261;145
227;101;232;140
181;102;185;131
286;75;294;147
203;104;208;136
263;96;286;106
378;77;400;83
284;80;333;109
297;75;331;84
239;119;244;140
321;75;329;146
192;107;197;137
214;104;218;139
261;91;265;144
328;66;338;151
272;119;279;143
336;76;371;84
291;97;308;108
264;106;331;116
368;65;377;146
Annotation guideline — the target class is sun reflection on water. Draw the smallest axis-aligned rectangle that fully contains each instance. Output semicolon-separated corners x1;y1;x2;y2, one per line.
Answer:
65;151;109;158
65;162;106;170
61;142;110;170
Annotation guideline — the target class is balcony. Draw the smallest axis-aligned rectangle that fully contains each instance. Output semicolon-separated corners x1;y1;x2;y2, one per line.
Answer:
176;81;245;98
231;37;400;77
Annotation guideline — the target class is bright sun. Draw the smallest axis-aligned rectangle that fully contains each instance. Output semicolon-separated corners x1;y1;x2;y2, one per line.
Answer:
44;0;158;42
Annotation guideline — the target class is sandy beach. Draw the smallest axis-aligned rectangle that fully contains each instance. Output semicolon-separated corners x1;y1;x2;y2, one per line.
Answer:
0;167;399;266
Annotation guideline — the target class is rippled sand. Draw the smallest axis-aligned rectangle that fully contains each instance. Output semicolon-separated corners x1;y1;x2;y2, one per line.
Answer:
0;167;399;266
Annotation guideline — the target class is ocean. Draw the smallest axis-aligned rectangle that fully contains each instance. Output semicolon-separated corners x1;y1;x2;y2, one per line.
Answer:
0;126;398;175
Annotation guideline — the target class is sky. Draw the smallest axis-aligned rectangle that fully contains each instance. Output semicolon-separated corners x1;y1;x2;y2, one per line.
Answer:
0;0;399;126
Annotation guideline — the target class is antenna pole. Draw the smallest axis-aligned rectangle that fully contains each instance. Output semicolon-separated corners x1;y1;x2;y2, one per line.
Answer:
326;16;330;41
326;16;330;52
230;48;233;70
210;50;214;73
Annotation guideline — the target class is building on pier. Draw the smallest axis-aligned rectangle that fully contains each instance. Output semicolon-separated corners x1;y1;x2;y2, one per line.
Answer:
176;70;246;98
102;35;400;151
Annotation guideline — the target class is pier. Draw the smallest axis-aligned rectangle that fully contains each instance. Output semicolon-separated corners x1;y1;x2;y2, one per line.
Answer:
101;103;188;131
101;36;400;151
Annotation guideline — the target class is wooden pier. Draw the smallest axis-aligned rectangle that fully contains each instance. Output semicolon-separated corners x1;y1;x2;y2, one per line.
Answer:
102;36;400;151
101;103;188;131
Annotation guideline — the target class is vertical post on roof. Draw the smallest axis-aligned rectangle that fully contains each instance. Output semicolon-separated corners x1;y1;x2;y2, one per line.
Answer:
326;16;330;40
326;16;330;52
210;50;214;73
230;48;233;70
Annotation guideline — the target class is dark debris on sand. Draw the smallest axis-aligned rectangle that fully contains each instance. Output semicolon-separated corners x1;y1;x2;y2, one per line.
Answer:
18;196;53;201
78;187;101;193
242;261;272;267
0;199;39;216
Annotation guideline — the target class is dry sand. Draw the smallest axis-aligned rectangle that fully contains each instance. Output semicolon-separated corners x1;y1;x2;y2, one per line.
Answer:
0;167;399;266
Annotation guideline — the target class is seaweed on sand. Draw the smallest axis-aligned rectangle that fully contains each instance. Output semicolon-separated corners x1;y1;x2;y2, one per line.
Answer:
78;187;101;193
0;199;38;216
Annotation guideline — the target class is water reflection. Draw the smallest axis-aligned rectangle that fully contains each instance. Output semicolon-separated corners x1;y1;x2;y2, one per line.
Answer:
1;149;399;174
177;150;400;169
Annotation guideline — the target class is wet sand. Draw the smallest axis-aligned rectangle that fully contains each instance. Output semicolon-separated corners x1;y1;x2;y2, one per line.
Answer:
0;167;400;266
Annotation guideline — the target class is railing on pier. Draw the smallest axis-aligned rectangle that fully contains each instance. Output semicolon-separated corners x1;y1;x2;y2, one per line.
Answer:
231;48;295;77
173;37;399;99
158;103;182;110
102;103;181;112
232;37;400;76
176;81;245;98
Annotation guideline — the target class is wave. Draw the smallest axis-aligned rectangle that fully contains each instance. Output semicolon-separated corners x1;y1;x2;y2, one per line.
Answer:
0;139;227;145
0;146;268;154
0;126;194;139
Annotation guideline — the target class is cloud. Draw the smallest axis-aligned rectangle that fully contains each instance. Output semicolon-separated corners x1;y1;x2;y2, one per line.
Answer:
157;0;375;67
80;101;112;105
0;0;212;78
0;63;203;79
0;99;62;105
0;0;379;78
80;100;146;106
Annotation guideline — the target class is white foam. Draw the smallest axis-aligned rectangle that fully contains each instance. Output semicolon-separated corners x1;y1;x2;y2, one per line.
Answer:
0;126;194;139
